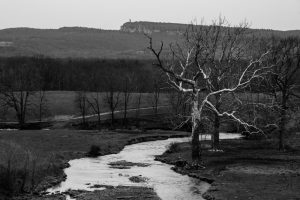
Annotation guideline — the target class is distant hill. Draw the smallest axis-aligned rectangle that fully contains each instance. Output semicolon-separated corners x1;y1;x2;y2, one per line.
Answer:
0;21;299;59
0;26;181;59
121;21;300;37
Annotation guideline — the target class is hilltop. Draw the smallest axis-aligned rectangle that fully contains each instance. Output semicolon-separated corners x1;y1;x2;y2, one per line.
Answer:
0;21;299;59
121;21;300;37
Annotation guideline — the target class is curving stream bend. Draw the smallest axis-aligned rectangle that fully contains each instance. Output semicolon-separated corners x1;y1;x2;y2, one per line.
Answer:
47;133;241;200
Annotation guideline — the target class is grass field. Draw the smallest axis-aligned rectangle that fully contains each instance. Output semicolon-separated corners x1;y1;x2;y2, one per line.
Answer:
1;91;170;122
156;134;300;200
1;90;285;122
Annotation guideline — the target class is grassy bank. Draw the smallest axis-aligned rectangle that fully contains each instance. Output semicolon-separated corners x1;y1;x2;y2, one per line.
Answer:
12;187;160;200
0;129;188;199
156;135;300;200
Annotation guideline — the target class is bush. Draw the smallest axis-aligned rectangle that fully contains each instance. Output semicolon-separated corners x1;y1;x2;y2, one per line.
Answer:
244;132;267;140
87;145;101;157
166;142;181;153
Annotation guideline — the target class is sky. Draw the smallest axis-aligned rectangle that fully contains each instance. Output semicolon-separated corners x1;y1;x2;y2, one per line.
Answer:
0;0;299;31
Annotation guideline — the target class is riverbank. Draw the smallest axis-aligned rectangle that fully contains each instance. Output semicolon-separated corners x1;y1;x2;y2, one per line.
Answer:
12;186;160;200
64;186;160;200
0;129;188;200
155;135;300;200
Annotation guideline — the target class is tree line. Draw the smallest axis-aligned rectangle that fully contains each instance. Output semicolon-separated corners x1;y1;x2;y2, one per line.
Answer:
0;57;165;127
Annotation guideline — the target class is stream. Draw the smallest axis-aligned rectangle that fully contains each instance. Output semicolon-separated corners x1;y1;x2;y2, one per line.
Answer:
47;133;242;200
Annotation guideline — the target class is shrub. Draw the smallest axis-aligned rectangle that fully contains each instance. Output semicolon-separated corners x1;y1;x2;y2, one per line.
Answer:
166;142;181;153
0;141;58;196
87;145;101;157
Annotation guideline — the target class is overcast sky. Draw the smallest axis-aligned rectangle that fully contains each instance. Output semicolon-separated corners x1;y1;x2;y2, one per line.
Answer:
0;0;299;30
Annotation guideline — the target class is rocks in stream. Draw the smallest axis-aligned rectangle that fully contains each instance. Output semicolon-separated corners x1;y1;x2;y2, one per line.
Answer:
174;160;188;168
88;184;114;189
60;186;161;200
108;160;150;169
173;159;205;170
129;175;149;183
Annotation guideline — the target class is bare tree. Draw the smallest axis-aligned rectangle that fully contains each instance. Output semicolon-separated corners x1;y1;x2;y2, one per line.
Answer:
135;90;143;126
122;74;133;128
151;78;162;116
75;91;89;126
35;89;48;122
87;71;103;130
0;64;35;127
147;20;271;160
268;36;300;150
34;56;49;122
104;73;120;128
168;89;191;129
87;92;102;130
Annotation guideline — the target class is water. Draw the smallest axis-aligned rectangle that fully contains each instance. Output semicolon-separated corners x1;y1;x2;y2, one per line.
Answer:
48;133;241;200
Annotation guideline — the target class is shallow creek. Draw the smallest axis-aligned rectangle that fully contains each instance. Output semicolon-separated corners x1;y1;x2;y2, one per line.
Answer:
48;133;241;200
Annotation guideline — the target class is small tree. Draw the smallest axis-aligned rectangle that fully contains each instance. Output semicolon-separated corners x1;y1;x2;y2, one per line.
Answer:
122;74;133;128
75;91;89;126
35;89;48;122
87;92;102;130
104;73;120;128
0;63;35;127
151;78;162;116
34;55;49;122
134;83;145;127
87;70;103;130
268;36;300;150
167;89;191;129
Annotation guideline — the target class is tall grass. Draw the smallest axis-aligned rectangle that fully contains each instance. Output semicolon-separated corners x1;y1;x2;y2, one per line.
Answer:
0;141;60;195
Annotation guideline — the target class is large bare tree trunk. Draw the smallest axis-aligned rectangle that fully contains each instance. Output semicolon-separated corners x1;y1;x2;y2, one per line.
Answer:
212;112;220;150
191;100;200;161
212;95;221;150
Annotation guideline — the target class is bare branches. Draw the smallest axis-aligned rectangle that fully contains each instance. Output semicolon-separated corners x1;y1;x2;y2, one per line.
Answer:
147;18;272;140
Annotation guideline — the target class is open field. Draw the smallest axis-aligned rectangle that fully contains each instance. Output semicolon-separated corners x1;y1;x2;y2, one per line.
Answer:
4;90;299;122
156;134;300;200
1;91;170;122
0;129;188;199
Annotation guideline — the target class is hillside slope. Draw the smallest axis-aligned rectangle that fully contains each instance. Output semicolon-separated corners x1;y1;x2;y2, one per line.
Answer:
0;22;299;59
0;27;180;59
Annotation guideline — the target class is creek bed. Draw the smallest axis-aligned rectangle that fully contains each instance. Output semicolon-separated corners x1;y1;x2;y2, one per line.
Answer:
48;133;241;200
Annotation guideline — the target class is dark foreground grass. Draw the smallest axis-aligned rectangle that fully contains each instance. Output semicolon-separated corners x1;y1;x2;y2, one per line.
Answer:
156;135;300;200
11;186;160;200
0;129;188;199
